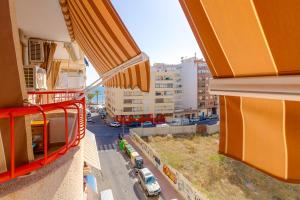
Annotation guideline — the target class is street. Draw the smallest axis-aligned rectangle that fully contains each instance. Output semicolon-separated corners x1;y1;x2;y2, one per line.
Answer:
87;114;172;200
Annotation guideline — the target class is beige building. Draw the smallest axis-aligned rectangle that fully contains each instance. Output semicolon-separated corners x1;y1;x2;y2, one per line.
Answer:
105;63;183;123
105;57;219;123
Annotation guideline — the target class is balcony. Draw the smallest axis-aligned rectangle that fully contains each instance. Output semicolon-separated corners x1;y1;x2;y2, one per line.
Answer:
0;90;86;183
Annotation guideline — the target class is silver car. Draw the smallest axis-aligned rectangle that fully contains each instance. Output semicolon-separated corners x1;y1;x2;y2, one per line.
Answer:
138;168;161;196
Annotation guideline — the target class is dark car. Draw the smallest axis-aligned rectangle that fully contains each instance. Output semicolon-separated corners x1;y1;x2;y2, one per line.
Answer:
142;121;154;127
127;122;141;127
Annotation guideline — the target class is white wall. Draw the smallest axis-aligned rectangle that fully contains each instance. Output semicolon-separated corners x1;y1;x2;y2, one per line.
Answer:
180;58;198;110
131;125;197;137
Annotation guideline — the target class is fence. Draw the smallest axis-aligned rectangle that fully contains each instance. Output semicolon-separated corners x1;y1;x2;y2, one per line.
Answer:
0;90;86;183
132;123;219;137
132;125;197;137
130;130;207;200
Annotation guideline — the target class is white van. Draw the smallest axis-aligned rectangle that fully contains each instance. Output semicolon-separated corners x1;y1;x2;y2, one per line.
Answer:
100;189;114;200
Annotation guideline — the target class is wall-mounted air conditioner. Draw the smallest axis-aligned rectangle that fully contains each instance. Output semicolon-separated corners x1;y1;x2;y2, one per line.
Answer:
28;39;44;64
23;65;47;91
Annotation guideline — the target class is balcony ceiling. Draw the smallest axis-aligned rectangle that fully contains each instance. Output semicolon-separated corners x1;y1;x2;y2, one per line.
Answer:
15;0;71;42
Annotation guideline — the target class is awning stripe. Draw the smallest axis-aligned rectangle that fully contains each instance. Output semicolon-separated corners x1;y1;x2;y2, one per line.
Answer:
179;0;233;78
122;73;127;89
124;70;130;88
87;0;131;60
128;68;133;88
135;65;142;90
77;0;123;63
73;0;120;66
180;0;300;182
73;28;105;71
69;1;114;69
252;1;300;75
101;0;140;54
70;9;109;70
61;0;150;92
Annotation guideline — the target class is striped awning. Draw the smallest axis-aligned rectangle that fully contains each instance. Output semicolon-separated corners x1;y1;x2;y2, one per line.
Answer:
59;0;150;92
180;0;300;182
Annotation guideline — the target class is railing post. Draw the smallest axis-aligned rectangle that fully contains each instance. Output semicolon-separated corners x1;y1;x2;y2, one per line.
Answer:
62;107;69;149
9;114;15;178
41;111;48;164
83;97;86;130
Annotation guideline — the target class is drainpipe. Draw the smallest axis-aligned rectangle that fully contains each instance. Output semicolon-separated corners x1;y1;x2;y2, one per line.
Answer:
19;29;29;66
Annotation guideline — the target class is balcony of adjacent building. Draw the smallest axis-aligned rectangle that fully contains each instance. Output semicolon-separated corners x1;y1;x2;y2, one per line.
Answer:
155;91;174;97
123;99;144;105
123;90;143;97
155;98;174;104
155;75;174;82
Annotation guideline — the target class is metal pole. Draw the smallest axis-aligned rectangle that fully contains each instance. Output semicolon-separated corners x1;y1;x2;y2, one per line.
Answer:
122;110;125;137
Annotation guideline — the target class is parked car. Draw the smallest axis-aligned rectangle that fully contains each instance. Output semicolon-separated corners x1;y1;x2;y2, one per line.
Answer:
132;154;143;170
156;123;169;128
181;118;190;125
189;118;199;123
127;122;141;127
109;121;121;127
86;109;91;118
208;114;219;120
100;113;106;119
142;121;153;127
170;119;181;126
138;168;161;196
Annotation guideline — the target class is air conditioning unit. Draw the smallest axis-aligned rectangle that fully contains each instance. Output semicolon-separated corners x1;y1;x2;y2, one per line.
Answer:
28;39;44;64
24;65;47;91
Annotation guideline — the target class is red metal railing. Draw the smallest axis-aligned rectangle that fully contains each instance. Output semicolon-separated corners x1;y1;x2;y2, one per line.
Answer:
0;90;86;184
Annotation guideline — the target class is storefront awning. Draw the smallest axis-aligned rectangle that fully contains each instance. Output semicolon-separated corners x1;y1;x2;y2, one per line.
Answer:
180;0;300;182
59;0;150;92
83;130;101;170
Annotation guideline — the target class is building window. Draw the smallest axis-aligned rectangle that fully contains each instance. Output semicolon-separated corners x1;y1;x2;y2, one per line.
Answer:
124;99;132;104
123;107;132;112
155;83;173;88
156;91;162;96
155;98;164;103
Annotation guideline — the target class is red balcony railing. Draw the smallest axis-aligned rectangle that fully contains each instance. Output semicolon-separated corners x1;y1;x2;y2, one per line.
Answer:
0;90;86;183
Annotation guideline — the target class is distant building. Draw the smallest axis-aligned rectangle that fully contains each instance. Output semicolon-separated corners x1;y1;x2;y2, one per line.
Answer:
105;57;219;123
105;63;182;123
196;59;219;117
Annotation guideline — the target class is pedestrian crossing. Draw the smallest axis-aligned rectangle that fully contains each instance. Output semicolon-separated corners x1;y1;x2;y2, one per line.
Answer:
98;142;118;151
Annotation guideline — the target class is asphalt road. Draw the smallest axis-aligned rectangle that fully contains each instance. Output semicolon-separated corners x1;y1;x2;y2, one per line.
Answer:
87;114;164;200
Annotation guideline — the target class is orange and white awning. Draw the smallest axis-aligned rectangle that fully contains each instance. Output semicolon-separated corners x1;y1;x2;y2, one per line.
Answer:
59;0;150;92
180;0;300;182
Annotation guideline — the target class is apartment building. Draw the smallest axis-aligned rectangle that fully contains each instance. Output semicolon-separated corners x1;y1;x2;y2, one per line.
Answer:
196;59;219;117
105;63;184;123
173;57;218;119
105;57;219;123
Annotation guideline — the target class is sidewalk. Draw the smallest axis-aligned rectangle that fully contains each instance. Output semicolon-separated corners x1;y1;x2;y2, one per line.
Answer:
125;136;185;200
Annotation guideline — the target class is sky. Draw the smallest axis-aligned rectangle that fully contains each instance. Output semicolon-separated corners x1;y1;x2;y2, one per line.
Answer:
86;0;203;85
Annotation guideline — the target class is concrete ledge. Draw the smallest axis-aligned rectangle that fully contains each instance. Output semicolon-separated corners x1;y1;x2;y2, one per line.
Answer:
0;145;83;200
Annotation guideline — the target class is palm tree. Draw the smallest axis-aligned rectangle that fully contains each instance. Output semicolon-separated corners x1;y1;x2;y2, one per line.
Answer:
95;90;100;105
87;93;96;105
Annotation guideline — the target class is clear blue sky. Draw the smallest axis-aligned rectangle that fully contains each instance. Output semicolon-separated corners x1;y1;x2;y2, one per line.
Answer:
86;0;202;85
